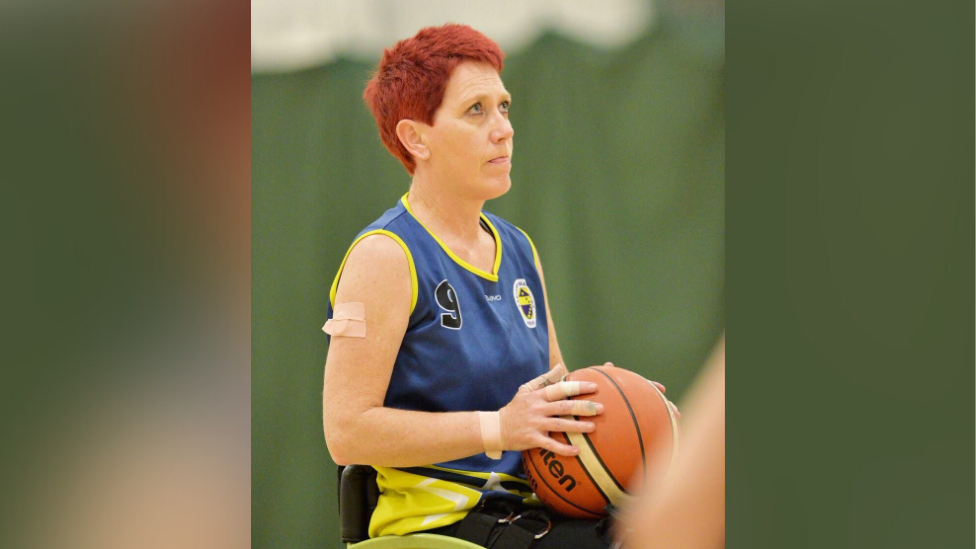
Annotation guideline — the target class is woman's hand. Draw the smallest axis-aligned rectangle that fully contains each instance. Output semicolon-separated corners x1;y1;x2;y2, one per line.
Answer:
647;377;681;420
497;364;604;457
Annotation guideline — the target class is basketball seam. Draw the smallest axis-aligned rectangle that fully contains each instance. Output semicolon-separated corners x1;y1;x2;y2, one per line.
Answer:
525;447;605;518
577;416;630;496
593;367;647;487
556;430;612;506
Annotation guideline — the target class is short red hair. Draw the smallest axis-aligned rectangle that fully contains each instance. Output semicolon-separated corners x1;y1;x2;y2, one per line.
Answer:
364;24;505;175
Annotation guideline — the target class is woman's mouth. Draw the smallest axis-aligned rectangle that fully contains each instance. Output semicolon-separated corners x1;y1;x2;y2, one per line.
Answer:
488;156;510;164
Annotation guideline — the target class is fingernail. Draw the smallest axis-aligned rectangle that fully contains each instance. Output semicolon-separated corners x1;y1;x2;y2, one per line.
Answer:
586;422;596;431
572;447;580;454
593;403;604;414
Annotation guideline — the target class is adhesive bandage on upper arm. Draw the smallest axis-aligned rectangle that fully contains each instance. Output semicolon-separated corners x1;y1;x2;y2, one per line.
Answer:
478;411;503;460
323;302;366;338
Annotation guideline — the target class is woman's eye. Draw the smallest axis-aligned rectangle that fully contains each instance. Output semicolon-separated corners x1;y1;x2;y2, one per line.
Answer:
469;103;482;114
500;101;510;113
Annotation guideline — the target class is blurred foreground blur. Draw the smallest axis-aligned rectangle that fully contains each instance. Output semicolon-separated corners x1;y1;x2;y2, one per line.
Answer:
620;335;725;549
0;1;250;547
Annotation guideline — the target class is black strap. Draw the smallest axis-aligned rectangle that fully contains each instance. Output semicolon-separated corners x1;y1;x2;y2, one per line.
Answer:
453;499;518;547
454;500;551;549
491;522;537;549
454;510;499;547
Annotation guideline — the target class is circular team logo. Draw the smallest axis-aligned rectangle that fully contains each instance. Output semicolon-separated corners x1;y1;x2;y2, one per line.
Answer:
513;279;536;328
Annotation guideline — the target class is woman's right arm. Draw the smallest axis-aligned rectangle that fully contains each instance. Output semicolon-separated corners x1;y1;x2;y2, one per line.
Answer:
322;234;481;467
322;234;600;468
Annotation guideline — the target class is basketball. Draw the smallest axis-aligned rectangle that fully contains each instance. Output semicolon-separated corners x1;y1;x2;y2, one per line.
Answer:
522;364;679;519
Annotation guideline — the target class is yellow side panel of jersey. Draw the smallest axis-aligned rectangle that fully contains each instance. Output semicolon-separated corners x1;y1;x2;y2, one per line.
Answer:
368;465;542;538
369;467;483;537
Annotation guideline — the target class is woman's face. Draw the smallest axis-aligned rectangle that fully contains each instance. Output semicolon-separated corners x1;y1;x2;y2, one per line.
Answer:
423;61;514;201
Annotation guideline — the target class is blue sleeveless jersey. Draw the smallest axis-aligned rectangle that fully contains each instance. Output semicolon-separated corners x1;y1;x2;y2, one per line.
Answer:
326;193;549;536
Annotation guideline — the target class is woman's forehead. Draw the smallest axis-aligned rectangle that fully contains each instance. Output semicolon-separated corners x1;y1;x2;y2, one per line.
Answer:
445;62;508;104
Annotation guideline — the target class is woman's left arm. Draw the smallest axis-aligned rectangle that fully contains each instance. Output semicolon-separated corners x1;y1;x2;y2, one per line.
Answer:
532;251;564;370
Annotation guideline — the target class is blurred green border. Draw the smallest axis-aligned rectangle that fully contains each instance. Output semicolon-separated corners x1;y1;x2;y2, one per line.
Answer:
729;1;974;547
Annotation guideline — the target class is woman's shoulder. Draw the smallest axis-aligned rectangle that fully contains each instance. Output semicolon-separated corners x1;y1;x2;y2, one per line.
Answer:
328;198;419;314
337;200;414;267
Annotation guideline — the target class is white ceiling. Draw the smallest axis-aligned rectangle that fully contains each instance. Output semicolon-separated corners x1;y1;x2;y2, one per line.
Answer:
251;0;655;72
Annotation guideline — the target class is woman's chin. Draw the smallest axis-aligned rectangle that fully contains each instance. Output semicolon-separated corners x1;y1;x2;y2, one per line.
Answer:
481;175;511;200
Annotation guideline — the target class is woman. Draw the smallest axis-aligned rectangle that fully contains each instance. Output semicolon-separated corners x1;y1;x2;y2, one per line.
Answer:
323;24;673;548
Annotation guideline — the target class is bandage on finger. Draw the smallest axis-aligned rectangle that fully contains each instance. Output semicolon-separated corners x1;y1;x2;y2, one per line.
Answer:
566;399;601;417
323;302;366;338
544;381;583;401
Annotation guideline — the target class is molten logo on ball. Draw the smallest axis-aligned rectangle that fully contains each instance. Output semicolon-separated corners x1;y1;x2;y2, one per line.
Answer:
535;448;577;492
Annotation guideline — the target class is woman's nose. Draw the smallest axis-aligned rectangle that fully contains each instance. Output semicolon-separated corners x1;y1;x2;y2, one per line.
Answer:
490;115;514;143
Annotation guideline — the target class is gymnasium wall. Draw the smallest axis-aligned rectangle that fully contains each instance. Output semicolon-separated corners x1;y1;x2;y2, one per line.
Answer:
252;13;724;548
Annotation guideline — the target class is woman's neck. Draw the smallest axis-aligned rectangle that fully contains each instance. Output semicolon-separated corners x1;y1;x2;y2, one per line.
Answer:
407;176;485;243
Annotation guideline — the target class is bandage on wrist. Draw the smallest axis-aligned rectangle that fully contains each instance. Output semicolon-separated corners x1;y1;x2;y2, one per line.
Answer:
323;302;366;338
479;411;503;460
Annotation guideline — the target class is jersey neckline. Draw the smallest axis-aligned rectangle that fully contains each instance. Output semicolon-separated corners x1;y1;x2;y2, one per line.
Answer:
400;193;503;282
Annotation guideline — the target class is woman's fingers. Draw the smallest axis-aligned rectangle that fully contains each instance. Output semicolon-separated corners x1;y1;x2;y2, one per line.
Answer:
541;380;598;402
539;364;567;387
547;417;596;433
651;380;679;417
542;381;578;401
520;363;569;393
670;401;681;419
540;436;580;457
546;399;604;417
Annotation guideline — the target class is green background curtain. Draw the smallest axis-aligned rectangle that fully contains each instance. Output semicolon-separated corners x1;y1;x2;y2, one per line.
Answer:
252;15;724;548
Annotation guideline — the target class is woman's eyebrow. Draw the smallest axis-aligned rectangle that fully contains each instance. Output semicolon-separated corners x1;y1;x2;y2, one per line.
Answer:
459;92;513;106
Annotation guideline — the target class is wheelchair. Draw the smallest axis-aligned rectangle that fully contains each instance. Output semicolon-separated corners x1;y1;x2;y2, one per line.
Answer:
338;465;486;549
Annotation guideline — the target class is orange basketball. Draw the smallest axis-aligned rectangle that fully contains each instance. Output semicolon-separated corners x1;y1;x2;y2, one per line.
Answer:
522;364;678;519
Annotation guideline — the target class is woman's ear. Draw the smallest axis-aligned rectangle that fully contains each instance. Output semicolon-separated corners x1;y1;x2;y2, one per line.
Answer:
395;119;430;161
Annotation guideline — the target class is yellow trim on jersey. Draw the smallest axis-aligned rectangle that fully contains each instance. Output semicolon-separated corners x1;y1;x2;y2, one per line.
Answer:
480;215;504;275
369;465;539;538
425;464;532;486
515;227;541;270
329;229;419;315
401;193;502;282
